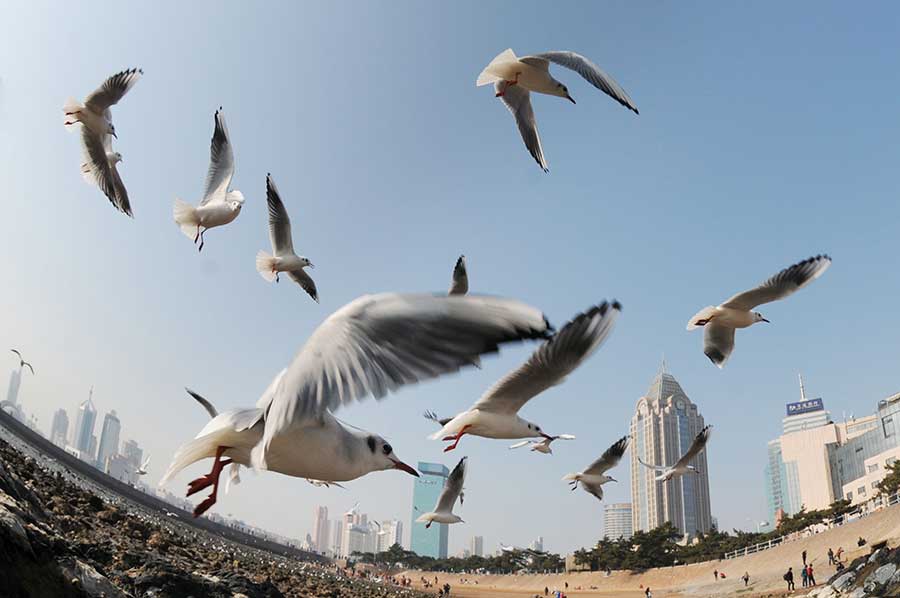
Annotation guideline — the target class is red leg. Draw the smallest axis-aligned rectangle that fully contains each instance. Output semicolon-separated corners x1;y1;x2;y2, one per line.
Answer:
443;425;470;452
494;72;522;98
187;446;232;517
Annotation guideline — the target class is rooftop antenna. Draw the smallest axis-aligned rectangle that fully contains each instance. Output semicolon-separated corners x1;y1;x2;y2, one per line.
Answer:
660;355;669;376
798;373;807;401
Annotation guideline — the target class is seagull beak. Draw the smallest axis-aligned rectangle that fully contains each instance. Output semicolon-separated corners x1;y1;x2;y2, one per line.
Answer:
111;131;118;139
610;477;618;483
308;263;315;269
541;433;553;440
761;318;770;323
391;459;419;477
566;93;576;105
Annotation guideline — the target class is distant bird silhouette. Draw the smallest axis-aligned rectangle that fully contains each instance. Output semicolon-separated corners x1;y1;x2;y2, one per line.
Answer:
10;350;34;375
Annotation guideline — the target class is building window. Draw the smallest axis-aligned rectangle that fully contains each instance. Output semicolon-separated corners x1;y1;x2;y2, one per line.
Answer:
846;492;853;500
868;464;879;473
855;446;864;454
858;486;866;496
884;416;895;438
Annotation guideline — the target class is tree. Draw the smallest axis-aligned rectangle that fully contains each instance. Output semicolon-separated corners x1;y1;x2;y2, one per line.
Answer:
878;460;900;497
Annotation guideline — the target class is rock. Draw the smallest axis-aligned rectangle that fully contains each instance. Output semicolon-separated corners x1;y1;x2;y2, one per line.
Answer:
59;557;131;598
867;547;887;564
833;571;856;591
863;562;895;591
846;587;867;598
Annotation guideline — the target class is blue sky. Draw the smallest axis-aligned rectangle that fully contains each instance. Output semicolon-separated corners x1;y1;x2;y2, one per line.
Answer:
1;1;899;555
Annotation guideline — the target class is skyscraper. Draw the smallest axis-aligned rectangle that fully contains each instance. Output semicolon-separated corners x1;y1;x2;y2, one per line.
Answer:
50;408;69;447
410;461;450;558
529;537;544;552
72;388;98;456
312;506;330;553
630;366;712;540
603;503;633;539
331;519;343;557
6;368;21;406
121;439;143;484
377;519;403;552
96;410;122;469
470;535;484;557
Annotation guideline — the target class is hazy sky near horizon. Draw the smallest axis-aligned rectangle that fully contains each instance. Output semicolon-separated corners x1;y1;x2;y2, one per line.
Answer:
2;1;900;555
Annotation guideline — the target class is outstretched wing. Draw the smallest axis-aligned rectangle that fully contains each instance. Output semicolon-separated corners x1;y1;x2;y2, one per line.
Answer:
474;301;620;415
80;128;132;216
584;436;628;475
435;457;467;513
673;426;712;470
703;322;735;369
265;174;294;254
85;68;142;112
424;410;454;427
527;52;638;114
638;456;668;472
509;440;532;450
448;255;468;295
185;388;219;419
288;269;319;303
255;293;551;466
497;83;547;172
720;255;832;311
200;108;235;205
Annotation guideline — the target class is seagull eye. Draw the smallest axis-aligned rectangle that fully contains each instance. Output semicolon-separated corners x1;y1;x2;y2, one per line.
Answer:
382;443;392;455
528;424;533;430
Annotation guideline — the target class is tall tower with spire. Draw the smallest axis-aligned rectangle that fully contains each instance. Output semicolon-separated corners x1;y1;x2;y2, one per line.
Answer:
630;364;712;539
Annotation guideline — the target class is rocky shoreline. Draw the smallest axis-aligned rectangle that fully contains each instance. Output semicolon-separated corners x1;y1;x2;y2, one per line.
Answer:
0;436;425;598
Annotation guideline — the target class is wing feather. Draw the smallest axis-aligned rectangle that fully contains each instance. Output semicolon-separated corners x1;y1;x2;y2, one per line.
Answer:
584;436;628;475
84;68;142;112
528;52;638;114
435;457;467;513
497;84;548;172
720;255;832;310
200;108;235;205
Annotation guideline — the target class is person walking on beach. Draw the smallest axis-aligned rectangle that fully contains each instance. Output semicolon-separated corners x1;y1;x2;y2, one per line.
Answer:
807;563;815;586
802;549;807;565
836;546;844;562
828;547;834;565
713;569;718;581
800;564;808;588
784;567;795;591
544;587;549;596
742;572;750;586
645;588;652;598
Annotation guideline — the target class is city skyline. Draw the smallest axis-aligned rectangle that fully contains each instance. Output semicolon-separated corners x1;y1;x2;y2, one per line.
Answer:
3;1;900;556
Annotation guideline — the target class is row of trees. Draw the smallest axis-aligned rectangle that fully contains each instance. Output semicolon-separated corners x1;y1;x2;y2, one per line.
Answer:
351;543;565;573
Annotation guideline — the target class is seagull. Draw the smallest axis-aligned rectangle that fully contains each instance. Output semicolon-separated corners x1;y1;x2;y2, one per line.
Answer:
509;434;576;455
687;255;832;368
416;457;467;529
135;455;151;476
255;174;317;302
562;436;628;501
64;68;141;216
173;108;244;251
638;426;712;482
477;49;638;172
10;350;34;375
165;293;551;517
429;301;620;452
449;255;468;295
306;479;346;489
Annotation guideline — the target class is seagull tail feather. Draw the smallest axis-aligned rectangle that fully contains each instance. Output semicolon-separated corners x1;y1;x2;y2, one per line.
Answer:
62;98;82;129
255;250;278;283
173;198;199;240
158;435;220;488
561;472;580;482
476;48;516;86
686;306;717;331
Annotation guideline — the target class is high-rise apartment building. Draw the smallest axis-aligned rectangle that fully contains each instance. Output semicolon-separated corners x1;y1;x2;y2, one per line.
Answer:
312;506;330;554
50;408;69;447
72;388;98;457
410;462;450;558
96;410;121;469
470;535;484;557
603;503;633;540
631;366;712;540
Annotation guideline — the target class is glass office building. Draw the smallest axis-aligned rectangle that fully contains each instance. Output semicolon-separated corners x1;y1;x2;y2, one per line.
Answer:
410;461;449;558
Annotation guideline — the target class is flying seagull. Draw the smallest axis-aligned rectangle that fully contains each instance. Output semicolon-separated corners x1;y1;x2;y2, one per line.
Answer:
174;108;244;251
449;255;468;295
430;301;620;452
255;174;317;302
135;455;151;476
638;426;712;482
509;434;576;455
165;293;551;517
687;255;832;368
562;436;628;501
10;350;34;375
477;49;638;172
64;68;142;216
416;457;467;528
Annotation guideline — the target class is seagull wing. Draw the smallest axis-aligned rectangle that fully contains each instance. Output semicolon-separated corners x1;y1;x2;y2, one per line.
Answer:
581;480;605;501
200;109;235;205
288;269;319;303
254;368;288;412
673;426;712;470
435;457;467;513
424;411;453;427
142;455;151;469
497;83;548;172
703;322;735;369
557;434;576;440
720;255;832;311
584;436;628;475
185;388;219;419
80;128;132;216
22;362;34;375
509;440;532;450
10;349;21;360
84;68;142;113
473;301;620;415
528;52;638;114
265;174;294;254
256;293;552;463
638;455;669;472
448;255;468;295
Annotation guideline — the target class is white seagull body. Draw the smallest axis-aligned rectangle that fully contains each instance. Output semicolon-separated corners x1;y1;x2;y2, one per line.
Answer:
509;434;576;455
638;425;712;482
255;174;317;302
416;457;467;528
477;49;638;172
135;455;151;476
687;255;832;368
430;301;620;452
64;68;142;216
174;108;244;251
563;436;628;501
